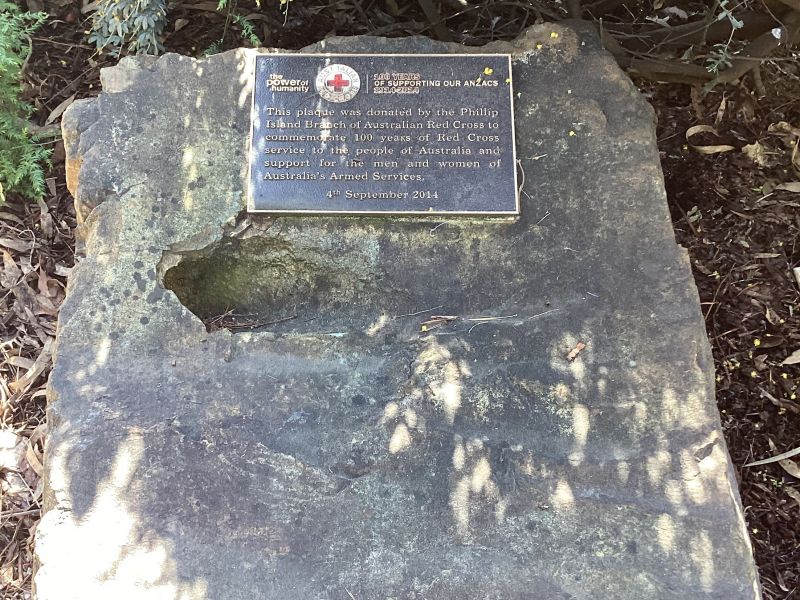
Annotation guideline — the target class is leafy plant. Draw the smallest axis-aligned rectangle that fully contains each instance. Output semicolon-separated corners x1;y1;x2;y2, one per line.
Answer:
0;1;49;203
231;12;260;47
202;0;262;56
705;0;745;74
89;0;281;57
88;0;167;55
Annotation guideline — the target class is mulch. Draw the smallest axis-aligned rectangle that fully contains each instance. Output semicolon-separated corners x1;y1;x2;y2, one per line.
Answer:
653;73;800;597
1;1;798;598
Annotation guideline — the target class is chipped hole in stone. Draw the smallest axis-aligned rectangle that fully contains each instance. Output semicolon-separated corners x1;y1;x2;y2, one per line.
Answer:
162;235;374;333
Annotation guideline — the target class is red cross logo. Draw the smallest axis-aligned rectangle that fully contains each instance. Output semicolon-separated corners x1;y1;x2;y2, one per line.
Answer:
326;73;350;92
316;64;360;102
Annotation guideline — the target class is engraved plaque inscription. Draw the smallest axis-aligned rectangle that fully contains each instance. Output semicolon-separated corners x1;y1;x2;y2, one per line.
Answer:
247;54;518;215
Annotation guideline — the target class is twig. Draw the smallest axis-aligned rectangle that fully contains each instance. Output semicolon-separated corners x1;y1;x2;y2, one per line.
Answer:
0;509;40;518
516;158;525;199
521;308;561;322
30;36;93;50
259;314;297;328
468;321;488;333
466;314;518;322
759;387;800;414
394;305;443;319
708;9;800;88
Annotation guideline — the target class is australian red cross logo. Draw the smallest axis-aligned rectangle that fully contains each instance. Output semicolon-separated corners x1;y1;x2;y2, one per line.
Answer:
315;64;360;103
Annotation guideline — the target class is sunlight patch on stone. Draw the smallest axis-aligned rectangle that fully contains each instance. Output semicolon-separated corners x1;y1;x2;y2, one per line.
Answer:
36;432;208;599
389;422;411;454
552;479;575;510
656;513;676;553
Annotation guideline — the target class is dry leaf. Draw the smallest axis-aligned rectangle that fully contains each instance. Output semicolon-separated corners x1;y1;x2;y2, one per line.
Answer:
567;341;586;361
0;563;13;587
37;198;54;239
760;387;800;414
45;177;56;197
54;263;72;277
765;306;780;325
768;121;800;138
784;486;800;507
8;338;53;394
37;269;52;298
44;93;76;126
2;471;29;497
34;291;59;316
758;334;785;349
0;429;25;472
29;423;47;447
420;315;458;331
5;356;35;370
32;476;44;503
776;182;800;193
663;6;688;19
782;349;800;365
0;237;32;253
1;250;22;288
714;94;727;125
686;125;735;154
25;440;43;477
0;211;24;226
745;444;800;467
779;458;800;479
742;141;770;167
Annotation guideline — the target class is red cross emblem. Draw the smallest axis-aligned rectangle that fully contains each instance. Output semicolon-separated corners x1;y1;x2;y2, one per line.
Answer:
326;73;350;92
316;64;360;102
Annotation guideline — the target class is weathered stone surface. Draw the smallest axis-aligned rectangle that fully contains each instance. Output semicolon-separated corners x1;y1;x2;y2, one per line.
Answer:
40;24;760;599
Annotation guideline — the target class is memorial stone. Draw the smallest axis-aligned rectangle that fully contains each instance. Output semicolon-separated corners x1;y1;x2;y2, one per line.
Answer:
37;23;761;600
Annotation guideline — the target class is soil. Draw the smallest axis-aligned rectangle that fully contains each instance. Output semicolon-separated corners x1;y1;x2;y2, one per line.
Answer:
1;1;798;598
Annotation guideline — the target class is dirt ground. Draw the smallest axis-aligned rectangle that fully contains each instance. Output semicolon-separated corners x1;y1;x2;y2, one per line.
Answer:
1;1;799;598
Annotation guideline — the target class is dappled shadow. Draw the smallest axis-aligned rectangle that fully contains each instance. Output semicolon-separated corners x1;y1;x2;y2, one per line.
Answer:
42;26;759;600
37;431;208;599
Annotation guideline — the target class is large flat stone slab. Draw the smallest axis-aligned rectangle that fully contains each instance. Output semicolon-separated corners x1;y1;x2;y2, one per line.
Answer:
39;24;760;599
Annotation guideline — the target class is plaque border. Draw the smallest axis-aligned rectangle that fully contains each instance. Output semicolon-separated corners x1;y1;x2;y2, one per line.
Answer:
246;53;519;217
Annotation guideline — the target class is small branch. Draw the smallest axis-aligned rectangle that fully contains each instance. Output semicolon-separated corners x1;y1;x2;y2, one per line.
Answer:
751;65;767;96
394;304;443;319
605;11;785;50
618;55;715;84
709;9;800;87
